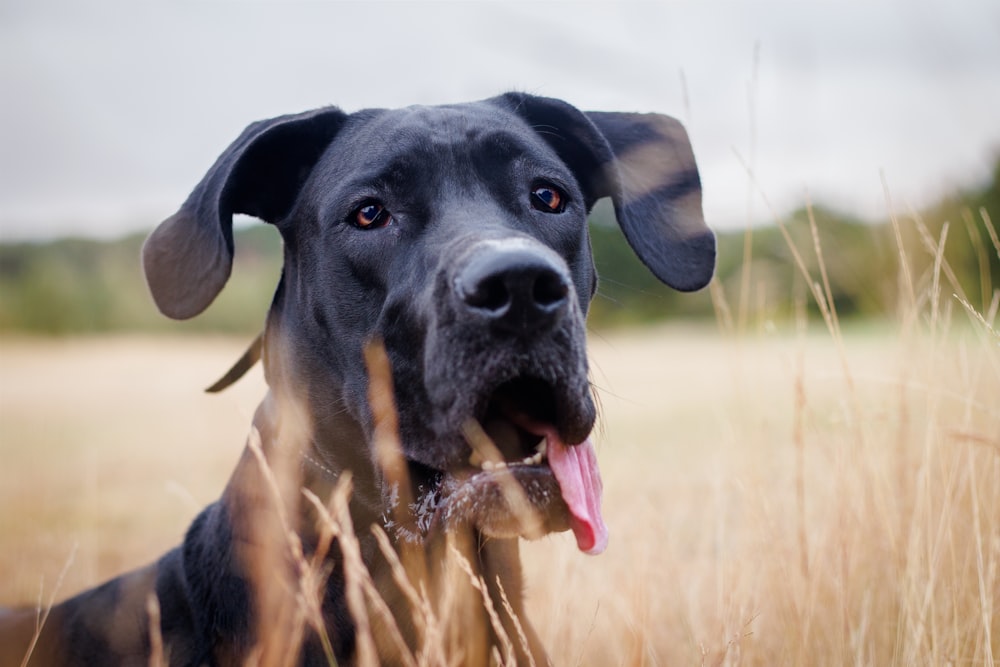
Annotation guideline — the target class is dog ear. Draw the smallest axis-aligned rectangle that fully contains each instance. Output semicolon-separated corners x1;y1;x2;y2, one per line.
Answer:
497;93;715;292
142;107;348;319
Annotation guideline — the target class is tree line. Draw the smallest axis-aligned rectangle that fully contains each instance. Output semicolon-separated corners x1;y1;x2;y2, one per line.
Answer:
1;158;997;334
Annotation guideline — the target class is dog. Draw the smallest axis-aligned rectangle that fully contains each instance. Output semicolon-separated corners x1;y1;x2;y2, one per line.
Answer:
0;92;714;666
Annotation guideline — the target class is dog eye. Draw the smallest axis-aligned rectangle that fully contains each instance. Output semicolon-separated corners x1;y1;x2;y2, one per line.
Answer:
351;201;393;229
530;183;566;214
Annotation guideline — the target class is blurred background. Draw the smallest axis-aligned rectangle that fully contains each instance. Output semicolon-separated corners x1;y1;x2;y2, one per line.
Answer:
3;4;999;663
1;0;998;333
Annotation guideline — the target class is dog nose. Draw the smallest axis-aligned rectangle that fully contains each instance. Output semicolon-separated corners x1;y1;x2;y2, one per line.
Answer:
457;246;571;334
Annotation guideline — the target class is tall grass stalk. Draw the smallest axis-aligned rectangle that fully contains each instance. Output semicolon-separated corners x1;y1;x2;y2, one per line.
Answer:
18;545;76;667
668;165;998;665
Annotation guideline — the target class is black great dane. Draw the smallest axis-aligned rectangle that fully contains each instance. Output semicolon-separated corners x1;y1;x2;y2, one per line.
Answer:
0;93;714;666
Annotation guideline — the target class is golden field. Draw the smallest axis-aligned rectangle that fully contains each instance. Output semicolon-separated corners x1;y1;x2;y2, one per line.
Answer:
1;316;997;664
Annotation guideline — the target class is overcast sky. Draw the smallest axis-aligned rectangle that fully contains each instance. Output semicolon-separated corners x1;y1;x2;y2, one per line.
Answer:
1;0;998;241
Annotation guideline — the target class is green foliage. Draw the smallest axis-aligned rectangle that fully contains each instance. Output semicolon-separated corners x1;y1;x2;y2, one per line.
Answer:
0;225;282;335
595;156;998;328
714;205;896;322
0;160;996;334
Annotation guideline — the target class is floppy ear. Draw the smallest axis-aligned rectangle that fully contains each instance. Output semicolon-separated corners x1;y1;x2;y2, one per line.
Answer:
142;107;348;319
496;93;715;292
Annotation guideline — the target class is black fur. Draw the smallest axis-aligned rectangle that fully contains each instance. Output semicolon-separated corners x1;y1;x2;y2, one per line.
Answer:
0;94;714;666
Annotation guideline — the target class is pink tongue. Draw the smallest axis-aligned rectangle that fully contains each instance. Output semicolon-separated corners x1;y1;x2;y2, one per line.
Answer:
546;435;609;555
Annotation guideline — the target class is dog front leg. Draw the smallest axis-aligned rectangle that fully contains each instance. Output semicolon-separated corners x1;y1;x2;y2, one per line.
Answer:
480;537;549;667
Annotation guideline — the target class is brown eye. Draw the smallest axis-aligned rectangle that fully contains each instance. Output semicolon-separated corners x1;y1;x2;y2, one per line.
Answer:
352;201;392;229
530;183;566;213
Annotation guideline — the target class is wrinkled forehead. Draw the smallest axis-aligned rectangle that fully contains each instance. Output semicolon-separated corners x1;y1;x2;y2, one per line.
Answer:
357;102;534;150
319;102;565;183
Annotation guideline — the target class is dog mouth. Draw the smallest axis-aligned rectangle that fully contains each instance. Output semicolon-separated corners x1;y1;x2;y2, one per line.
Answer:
403;377;608;555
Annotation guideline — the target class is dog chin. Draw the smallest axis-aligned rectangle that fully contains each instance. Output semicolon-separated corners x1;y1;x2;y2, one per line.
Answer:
386;369;608;554
398;411;608;555
436;464;572;537
396;434;572;544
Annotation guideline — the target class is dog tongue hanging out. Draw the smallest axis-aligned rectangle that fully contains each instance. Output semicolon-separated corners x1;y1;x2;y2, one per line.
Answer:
548;435;607;554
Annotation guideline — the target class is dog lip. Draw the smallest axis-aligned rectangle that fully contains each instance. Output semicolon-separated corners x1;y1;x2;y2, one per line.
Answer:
431;464;572;539
398;441;573;542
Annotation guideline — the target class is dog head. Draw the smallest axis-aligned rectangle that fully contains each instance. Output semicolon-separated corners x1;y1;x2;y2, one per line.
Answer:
142;93;714;554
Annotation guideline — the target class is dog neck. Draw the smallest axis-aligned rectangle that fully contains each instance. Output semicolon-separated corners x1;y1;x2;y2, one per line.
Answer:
225;388;546;665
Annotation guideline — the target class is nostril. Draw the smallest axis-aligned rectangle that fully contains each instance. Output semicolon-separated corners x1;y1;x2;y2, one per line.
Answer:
455;244;572;333
465;275;511;313
533;271;569;309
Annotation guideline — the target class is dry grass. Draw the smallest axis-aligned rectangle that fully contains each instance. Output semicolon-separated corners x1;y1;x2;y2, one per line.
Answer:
2;317;997;664
2;228;999;664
